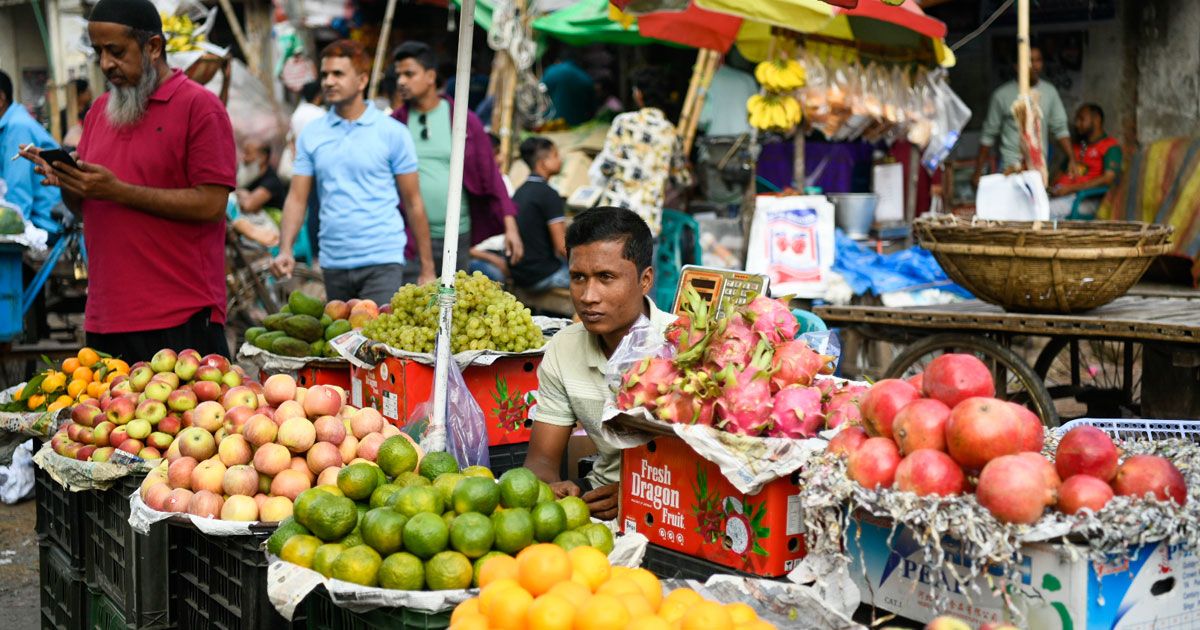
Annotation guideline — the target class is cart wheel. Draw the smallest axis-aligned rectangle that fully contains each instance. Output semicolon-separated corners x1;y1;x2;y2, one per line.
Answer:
883;333;1059;428
1033;338;1141;421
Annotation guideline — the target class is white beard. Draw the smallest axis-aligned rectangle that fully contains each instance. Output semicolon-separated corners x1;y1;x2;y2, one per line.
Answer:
105;55;158;127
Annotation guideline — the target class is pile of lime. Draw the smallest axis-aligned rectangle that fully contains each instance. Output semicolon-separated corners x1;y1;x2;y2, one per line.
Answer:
268;437;611;591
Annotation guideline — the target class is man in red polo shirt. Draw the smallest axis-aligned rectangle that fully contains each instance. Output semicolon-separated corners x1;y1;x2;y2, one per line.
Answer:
22;0;235;360
1049;103;1122;219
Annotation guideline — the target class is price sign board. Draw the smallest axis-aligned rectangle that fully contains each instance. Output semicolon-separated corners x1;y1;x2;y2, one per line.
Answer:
671;265;770;316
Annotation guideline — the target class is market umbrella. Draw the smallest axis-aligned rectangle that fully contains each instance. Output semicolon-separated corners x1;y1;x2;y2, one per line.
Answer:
448;0;497;32
634;2;744;52
533;0;656;46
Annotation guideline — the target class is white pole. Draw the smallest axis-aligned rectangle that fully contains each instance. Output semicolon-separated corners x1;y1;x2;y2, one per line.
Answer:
1017;0;1030;98
429;0;476;441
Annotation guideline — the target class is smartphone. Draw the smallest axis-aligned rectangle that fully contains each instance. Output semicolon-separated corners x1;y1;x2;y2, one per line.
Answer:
40;148;79;170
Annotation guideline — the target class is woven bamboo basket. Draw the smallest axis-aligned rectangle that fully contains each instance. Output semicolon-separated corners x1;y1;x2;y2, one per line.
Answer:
914;216;1173;313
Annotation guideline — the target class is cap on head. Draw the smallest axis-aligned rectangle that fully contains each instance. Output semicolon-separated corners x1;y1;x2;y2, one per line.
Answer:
89;0;163;35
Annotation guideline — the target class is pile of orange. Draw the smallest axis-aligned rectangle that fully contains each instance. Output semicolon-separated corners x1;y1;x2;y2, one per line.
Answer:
449;544;776;630
17;347;127;412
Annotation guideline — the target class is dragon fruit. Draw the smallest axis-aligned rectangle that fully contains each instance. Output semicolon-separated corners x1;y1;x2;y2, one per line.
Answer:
715;342;775;436
825;404;862;430
768;387;825;439
656;371;719;426
668;286;715;365
770;340;834;390
615;357;679;413
814;378;839;401
705;314;757;371
744;295;800;344
823;383;867;429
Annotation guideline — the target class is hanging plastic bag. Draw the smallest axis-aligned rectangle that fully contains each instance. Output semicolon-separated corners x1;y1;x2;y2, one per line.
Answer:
922;70;972;172
443;360;490;469
602;314;670;400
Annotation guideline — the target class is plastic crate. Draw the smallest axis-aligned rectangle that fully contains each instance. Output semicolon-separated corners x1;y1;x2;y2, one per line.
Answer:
169;522;296;630
0;242;24;342
302;586;450;630
88;588;128;630
34;464;86;569
641;542;762;582
39;542;88;630
1054;418;1200;443
488;441;530;477
83;474;170;628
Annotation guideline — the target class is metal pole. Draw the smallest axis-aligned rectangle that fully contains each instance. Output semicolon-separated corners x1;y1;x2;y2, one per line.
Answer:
429;0;476;442
368;0;400;102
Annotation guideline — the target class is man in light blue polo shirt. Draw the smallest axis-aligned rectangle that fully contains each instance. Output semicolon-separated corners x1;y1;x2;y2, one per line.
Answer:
0;70;63;237
273;40;435;303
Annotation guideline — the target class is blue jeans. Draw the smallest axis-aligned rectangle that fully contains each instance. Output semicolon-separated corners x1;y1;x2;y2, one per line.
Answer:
528;262;570;292
468;259;506;283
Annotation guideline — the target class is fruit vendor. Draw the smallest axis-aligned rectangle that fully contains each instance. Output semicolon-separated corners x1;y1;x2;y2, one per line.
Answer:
272;40;437;300
21;0;236;359
523;207;676;520
1048;103;1122;219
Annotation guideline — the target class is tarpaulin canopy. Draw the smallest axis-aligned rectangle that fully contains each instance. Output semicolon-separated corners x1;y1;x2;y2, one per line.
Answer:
449;0;496;32
534;0;657;46
635;2;745;52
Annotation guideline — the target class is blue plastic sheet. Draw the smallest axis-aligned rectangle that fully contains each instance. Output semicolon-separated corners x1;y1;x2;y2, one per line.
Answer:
832;230;972;298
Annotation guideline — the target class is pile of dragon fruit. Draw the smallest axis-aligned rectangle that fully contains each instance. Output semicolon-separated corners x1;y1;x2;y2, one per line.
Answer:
615;289;857;439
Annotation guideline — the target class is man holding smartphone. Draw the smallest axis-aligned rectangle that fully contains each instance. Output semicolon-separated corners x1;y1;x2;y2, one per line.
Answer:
21;0;236;360
1;70;63;237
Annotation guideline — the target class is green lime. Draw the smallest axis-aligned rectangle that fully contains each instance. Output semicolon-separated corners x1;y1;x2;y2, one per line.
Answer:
280;534;322;568
578;523;615;555
370;483;404;509
395;472;431;487
449;512;495;559
312;543;347;577
419;452;460;481
433;473;466;507
461;465;494;480
305;494;359;542
402;512;450;560
491;508;534;555
531;501;568;543
443;511;457;528
553;530;591;551
498;468;539;510
294;487;336;529
331;545;383;587
472;551;511;587
339;531;364;548
424;551;473;591
558;496;591;531
360;508;407;555
379;552;425;590
391;486;444;518
377;436;420;477
536;482;555;505
267;517;310;556
453;477;500;515
338;463;382;501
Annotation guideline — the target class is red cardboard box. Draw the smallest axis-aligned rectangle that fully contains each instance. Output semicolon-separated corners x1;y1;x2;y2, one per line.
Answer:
257;359;352;391
620;435;807;577
351;356;537;446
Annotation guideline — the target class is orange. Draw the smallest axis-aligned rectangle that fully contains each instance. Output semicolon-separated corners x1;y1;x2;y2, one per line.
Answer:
67;379;87;399
478;554;519;588
479;579;522;616
86;381;107;399
451;598;481;624
107;359;130;375
62;357;81;373
72;366;93;384
596;578;642;600
736;620;776;630
658;589;702;623
449;613;490;630
680;601;732;630
27;394;46;410
626;616;672;630
567;546;610;592
516;543;572;597
574;594;630;630
547;580;591;608
484;583;533;630
616;593;654;618
41;372;66;394
77;348;100;368
725;603;757;625
609;566;634;581
623;569;662;611
47;399;71;413
526;593;575;630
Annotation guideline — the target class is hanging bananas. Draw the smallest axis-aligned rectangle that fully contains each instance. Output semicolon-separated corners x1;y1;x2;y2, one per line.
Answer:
754;59;807;93
162;13;207;52
747;93;803;133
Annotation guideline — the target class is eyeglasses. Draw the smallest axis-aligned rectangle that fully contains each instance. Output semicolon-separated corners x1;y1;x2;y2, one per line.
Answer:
418;113;429;141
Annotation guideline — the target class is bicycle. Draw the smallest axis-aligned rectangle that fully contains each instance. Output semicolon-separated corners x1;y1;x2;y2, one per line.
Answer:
223;226;323;342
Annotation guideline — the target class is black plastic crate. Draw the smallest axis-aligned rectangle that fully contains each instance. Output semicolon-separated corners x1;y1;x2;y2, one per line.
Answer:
641;542;763;582
39;542;88;630
487;441;530;477
83;474;170;628
89;588;128;630
169;521;298;629
302;586;450;630
34;463;86;568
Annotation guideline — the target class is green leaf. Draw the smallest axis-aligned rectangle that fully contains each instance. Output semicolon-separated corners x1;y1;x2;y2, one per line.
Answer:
19;374;47;401
40;355;55;368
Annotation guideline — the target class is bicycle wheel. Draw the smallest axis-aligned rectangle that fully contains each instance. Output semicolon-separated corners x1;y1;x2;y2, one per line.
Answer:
883;333;1059;428
1033;338;1141;421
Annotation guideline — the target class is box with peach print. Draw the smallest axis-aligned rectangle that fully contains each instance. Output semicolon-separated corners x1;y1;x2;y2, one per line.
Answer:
619;435;807;577
351;356;537;446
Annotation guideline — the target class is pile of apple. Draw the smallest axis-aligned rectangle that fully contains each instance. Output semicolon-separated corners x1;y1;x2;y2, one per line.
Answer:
830;353;1188;525
137;373;409;523
50;349;249;462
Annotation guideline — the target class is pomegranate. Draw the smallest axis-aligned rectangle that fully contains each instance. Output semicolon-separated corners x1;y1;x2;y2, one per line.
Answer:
944;397;1022;471
1007;402;1045;452
1113;455;1187;505
1057;475;1114;514
977;454;1055;524
860;379;921;439
922;354;995;408
1054;426;1119;482
827;426;868;458
892;399;951;455
905;372;924;392
895;449;965;497
847;437;902;489
1015;451;1061;496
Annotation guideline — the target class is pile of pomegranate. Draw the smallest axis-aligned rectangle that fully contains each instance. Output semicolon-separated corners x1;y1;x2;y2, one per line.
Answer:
614;289;856;439
833;353;1188;525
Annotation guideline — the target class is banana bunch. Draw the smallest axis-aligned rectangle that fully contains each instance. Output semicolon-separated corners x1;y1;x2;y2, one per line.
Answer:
162;13;207;52
755;59;806;93
747;94;803;132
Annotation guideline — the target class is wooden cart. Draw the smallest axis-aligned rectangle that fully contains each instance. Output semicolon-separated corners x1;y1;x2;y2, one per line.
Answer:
814;291;1200;427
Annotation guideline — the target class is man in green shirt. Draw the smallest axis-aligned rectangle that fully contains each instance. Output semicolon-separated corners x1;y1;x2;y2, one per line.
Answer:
973;47;1074;186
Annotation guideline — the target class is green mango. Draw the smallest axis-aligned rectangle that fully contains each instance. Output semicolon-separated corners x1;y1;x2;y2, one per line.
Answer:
310;340;327;357
324;319;353;341
282;314;324;342
288;290;325;318
319;314;333;327
263;313;289;332
253;331;286;350
272;336;311;357
244;327;267;344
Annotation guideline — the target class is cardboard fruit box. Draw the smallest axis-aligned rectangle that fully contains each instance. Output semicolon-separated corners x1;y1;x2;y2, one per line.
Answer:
619;435;806;577
848;511;1200;629
351;356;536;446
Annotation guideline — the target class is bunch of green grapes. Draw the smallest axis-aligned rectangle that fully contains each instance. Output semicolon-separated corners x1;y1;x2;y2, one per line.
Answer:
362;271;545;354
